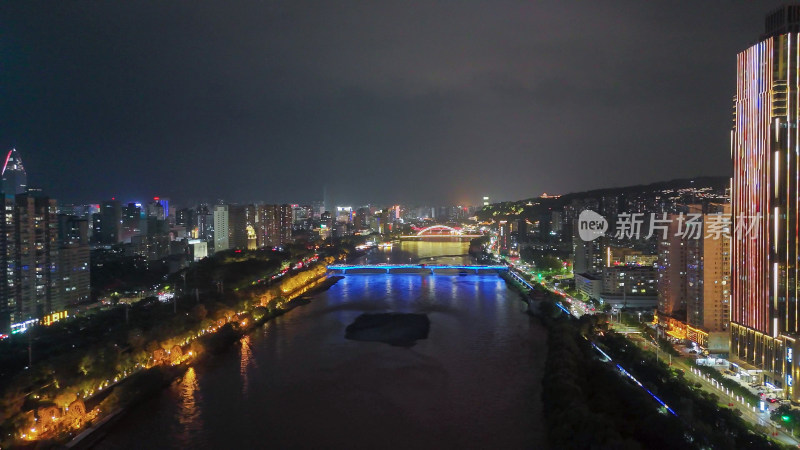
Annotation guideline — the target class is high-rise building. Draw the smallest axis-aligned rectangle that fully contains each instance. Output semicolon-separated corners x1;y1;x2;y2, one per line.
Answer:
0;195;13;331
228;204;256;250
336;206;352;223
59;204;99;240
146;199;166;221
354;207;370;231
213;205;229;252
195;204;213;243
572;234;605;276
175;207;194;230
1;148;27;196
9;193;59;325
318;210;333;239
291;204;312;228
731;6;800;395
257;204;277;247
93;200;121;245
56;215;90;309
657;205;731;350
256;204;293;247
277;204;293;244
121;203;143;243
657;216;688;319
550;211;563;236
697;206;731;342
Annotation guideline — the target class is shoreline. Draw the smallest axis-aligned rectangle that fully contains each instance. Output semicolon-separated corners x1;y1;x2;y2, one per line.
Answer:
69;257;548;448
60;273;345;449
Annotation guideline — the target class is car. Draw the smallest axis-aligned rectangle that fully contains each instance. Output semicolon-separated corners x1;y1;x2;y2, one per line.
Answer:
768;397;780;403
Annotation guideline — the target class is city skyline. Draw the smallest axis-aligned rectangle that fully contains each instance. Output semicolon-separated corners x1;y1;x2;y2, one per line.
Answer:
0;1;791;206
5;3;800;449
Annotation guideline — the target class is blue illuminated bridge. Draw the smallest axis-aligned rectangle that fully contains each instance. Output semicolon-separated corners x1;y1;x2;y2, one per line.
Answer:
327;264;508;274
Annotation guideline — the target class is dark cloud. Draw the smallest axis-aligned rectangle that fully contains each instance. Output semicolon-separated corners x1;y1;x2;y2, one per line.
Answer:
0;1;786;206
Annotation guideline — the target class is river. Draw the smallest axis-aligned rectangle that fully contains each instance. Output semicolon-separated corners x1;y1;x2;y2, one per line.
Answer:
94;241;547;449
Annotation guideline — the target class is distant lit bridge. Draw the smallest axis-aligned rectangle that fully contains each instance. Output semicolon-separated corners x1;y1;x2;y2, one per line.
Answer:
400;225;483;240
328;264;508;274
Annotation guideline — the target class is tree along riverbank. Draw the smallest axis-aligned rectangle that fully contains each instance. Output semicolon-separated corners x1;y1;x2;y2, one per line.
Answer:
537;302;784;448
67;275;346;450
0;248;349;448
496;269;785;448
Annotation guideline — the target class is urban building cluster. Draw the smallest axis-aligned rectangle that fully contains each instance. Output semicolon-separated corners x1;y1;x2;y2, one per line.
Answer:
0;153;483;335
568;202;732;353
489;5;800;402
489;180;731;355
0;149;90;334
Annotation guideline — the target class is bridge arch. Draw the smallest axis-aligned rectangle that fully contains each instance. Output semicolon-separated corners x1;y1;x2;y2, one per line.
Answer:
416;225;460;236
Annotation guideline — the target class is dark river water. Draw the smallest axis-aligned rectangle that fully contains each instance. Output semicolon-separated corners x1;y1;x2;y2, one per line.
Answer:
95;241;547;449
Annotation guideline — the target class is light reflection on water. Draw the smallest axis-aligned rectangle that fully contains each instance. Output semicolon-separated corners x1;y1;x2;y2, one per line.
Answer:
365;240;472;265
176;367;202;448
96;242;547;449
239;335;254;395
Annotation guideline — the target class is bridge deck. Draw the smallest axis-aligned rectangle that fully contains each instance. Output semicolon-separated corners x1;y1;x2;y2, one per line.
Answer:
328;264;508;273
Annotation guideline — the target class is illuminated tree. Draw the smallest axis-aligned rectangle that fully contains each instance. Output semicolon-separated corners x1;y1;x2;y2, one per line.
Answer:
53;390;77;409
78;354;94;376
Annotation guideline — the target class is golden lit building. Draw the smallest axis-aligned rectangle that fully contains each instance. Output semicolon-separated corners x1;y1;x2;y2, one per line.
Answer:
655;205;730;351
698;205;731;338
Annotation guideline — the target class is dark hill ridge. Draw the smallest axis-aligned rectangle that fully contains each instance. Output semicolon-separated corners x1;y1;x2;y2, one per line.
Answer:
478;176;729;220
547;176;728;203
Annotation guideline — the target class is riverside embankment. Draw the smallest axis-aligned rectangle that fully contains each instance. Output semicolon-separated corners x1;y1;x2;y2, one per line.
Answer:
0;250;346;448
92;241;549;449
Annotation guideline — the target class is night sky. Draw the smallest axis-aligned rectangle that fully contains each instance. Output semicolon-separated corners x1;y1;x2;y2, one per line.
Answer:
0;1;788;206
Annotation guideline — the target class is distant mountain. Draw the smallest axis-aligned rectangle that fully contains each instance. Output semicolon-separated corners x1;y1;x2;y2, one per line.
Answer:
544;176;729;203
478;176;729;221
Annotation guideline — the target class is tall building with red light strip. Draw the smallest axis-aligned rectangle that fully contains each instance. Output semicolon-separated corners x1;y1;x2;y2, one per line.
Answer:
1;148;27;196
731;5;800;398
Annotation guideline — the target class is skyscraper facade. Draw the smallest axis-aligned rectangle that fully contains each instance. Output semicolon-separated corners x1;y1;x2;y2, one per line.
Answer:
93;200;121;245
10;193;59;324
0;195;13;331
1;149;27;196
657;205;730;350
657;215;688;318
213;205;229;252
56;214;90;309
731;6;800;396
195;204;213;244
121;203;143;243
228;204;257;250
256;204;293;248
698;207;731;339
